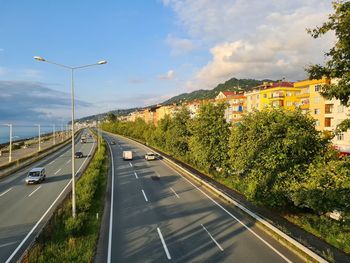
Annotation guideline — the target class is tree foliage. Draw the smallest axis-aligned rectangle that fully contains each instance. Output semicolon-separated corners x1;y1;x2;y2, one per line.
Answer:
306;0;350;130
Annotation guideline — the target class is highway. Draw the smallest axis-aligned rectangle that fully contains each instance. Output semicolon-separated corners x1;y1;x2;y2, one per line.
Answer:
97;132;303;263
0;129;96;263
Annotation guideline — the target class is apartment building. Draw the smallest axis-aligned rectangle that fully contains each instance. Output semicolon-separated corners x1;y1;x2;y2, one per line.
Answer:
215;91;245;123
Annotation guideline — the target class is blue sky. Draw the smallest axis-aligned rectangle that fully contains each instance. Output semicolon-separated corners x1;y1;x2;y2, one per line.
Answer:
0;0;334;124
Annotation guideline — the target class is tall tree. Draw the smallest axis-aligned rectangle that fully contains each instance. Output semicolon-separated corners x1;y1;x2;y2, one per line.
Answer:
306;1;350;131
189;103;230;174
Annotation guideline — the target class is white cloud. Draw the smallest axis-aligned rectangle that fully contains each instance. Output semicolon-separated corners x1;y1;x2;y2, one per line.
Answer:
163;0;335;91
158;69;175;80
165;34;196;55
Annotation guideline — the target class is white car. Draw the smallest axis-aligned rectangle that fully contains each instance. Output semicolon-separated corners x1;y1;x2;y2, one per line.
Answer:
26;167;46;184
145;152;156;161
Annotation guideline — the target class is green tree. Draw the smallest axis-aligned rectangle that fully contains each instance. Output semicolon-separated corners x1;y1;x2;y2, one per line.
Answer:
306;1;350;131
189;103;230;174
229;108;328;206
106;112;117;122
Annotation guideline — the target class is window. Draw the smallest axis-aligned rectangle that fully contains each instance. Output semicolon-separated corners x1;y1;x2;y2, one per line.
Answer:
314;97;321;103
257;94;259;99
250;96;252;100
286;101;292;106
336;133;344;141
315;120;320;126
295;91;301;96
314;108;320;115
325;104;334;114
286;91;292;97
263;94;267;98
315;85;322;92
325;117;332;127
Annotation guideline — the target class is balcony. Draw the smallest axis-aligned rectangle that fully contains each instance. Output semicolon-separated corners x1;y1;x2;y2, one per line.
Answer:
269;93;284;99
296;92;310;98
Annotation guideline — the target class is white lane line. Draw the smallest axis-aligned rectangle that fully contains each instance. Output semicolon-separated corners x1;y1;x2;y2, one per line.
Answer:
66;159;71;164
0;241;17;248
164;163;293;263
129;162;133;167
201;224;224;252
134;171;138;179
170;187;180;199
28;186;42;197
54;168;62;175
141;189;148;202
0;188;12;197
157;227;171;260
49;160;55;165
5;139;96;263
107;141;115;263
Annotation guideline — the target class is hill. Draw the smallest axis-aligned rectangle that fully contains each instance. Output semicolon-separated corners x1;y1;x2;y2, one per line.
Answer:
162;77;274;105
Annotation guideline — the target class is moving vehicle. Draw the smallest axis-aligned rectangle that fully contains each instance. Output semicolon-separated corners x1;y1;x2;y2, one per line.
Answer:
25;167;46;184
81;138;87;143
145;152;156;161
110;140;116;145
75;151;84;158
123;151;133;160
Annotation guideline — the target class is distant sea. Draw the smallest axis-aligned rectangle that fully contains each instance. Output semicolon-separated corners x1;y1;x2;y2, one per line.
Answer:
0;126;65;144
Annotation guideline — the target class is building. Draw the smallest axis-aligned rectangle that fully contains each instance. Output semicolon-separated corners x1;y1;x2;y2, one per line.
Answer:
259;82;300;110
294;78;330;130
156;105;177;123
245;83;272;112
186;100;202;118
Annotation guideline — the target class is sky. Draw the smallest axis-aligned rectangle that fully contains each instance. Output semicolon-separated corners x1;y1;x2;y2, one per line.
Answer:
0;0;335;124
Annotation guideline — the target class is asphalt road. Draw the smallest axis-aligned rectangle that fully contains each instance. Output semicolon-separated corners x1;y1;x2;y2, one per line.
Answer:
0;129;96;263
97;132;304;263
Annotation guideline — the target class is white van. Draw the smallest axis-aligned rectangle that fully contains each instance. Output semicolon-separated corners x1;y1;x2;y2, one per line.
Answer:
25;167;46;184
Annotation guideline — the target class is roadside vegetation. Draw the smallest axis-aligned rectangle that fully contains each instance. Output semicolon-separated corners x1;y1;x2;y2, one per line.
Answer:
28;135;108;262
102;105;350;254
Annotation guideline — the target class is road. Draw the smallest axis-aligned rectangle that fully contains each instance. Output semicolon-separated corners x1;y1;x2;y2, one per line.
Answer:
97;132;303;263
0;129;96;263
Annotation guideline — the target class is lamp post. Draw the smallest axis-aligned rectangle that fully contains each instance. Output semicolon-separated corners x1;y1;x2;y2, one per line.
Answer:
34;56;107;218
35;124;41;152
4;124;12;162
53;124;56;145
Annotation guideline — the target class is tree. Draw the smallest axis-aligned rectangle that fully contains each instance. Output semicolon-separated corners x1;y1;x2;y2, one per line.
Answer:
106;112;117;122
229;108;328;206
306;1;350;131
189;103;230;174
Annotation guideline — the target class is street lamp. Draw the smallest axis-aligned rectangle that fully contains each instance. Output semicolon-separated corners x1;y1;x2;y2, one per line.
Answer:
3;124;12;162
53;124;56;145
34;56;107;218
35;124;41;151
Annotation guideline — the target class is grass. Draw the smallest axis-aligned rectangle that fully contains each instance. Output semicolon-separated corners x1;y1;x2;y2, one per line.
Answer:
28;137;108;263
285;213;350;254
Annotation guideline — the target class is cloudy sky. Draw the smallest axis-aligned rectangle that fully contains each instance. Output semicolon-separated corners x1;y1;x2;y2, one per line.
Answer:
0;0;335;124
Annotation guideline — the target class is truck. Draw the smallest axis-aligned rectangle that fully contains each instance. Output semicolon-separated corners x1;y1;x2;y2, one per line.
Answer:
123;151;133;160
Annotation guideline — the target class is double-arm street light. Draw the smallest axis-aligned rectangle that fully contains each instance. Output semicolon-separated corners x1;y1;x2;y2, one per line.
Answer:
34;56;107;218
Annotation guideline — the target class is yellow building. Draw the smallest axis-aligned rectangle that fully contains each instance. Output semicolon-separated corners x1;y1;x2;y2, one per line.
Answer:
259;82;300;111
156;105;177;123
294;78;330;131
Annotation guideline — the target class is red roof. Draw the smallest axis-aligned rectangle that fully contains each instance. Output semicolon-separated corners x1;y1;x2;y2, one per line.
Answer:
222;91;237;96
271;82;294;88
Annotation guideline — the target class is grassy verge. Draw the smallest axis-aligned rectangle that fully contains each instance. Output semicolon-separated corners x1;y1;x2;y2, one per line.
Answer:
28;138;108;262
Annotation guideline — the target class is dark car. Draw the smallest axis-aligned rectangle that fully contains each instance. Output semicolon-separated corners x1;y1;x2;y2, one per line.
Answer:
110;140;116;145
74;151;84;158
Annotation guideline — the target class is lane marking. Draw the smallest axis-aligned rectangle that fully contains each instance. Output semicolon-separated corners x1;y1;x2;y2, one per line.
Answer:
66;159;71;164
54;168;62;175
170;187;180;199
129;162;133;167
164;163;293;263
157;227;171;260
141;189;148;202
0;188;12;197
201;224;224;251
28;186;42;197
115;134;294;263
134;171;138;179
49;160;55;165
0;241;17;248
107;141;115;263
6;137;96;263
